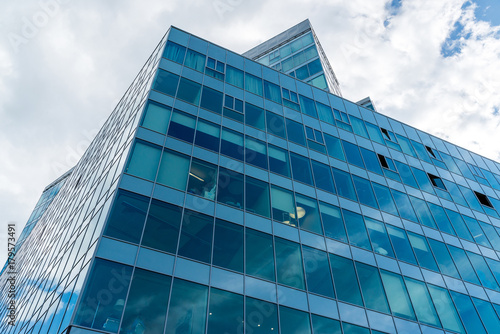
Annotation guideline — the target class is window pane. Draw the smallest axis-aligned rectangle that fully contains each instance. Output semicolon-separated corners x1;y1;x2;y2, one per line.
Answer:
157;149;190;191
350;116;368;137
448;245;480;284
427;239;460;278
119;269;171;334
386;225;417;265
279;306;311;334
316;102;334;124
177;77;201;105
245;136;267;169
364;217;394;257
342;323;370;334
412;167;435;194
245;103;265;130
195;120;220;152
141;101;171;134
394;161;418;188
342;210;371;250
245;176;270;217
427;285;464;333
450;291;487;334
141;199;182;254
266;110;286;138
104;190;149;244
319;201;346;242
178;210;214;263
290;153;313;185
299;95;318;118
355;262;390;313
428;203;455;235
472;297;500;334
217;167;244;209
165;278;208;333
207;289;244;334
184;49;205;72
463;215;491;247
200;86;223;114
213;219;243;272
168;110;196;143
268;145;290;177
409;196;436;229
163;41;186;63
407;232;439;272
271;186;296;226
332;168;357;201
286;118;306;146
126;141;161;181
187;159;217;200
403;277;440;327
245;297;278;333
380;270;416;320
275;237;305;289
226;65;244;88
445;209;473;240
391;189;418;222
359;148;382;175
372;183;398;215
153;70;179;96
330;254;363;306
352;175;378;208
342;140;365;168
365;122;385;144
221;128;244;161
467;251;499;290
324;134;345;161
264;80;281;103
311;160;335;193
245;228;275;281
302;246;335;297
74;259;132;332
296;194;322;234
245;72;263;96
311;314;341;334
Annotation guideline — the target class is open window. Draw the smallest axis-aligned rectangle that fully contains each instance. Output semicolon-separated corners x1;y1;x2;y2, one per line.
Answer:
428;173;446;190
474;191;494;208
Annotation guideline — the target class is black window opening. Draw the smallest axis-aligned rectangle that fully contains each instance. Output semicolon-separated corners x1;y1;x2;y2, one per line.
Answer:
425;146;437;159
380;128;396;142
377;154;389;169
474;191;494;208
428;173;446;190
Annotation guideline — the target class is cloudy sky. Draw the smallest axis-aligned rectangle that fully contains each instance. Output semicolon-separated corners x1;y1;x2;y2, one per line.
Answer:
1;0;500;266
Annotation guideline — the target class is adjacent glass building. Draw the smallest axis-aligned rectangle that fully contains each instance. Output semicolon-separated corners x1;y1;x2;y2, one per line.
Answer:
1;21;500;334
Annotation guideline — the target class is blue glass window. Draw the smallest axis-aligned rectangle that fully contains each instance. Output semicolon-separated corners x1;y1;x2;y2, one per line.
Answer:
221;128;244;161
245;136;267;169
372;183;398;215
394;161;418;188
226;65;244;89
153;70;179;96
311;315;341;334
279;306;311;334
427;285;464;333
444;209;473;241
187;159;217;200
359;148;382;175
407;232;439;272
166;279;208;333
319;201;346;242
330;254;363;306
141;101;171;134
324;133;345;161
331;168;357;201
163;41;186;63
263;80;281;103
403;277;441;327
396;134;417;157
268;145;290;177
245;72;263;96
178;210;214;263
207;289;243;334
426;203;455;235
466;251;499;290
296;194;322;234
342;210;371;250
365;122;385;144
386;225;417;265
352;175;378;208
168;110;196;143
380;270;416;320
411;140;432;163
299;95;318;118
463;215;491;247
141;199;182;254
391;189;418;222
290;153;313;185
408;196;436;229
157;149;190;190
355;262;390;314
246;297;278;333
316;101;334;124
450;292;487;334
472;297;500;333
217;167;244;209
350;116;369;138
364;217;394;258
342;140;365;168
246;228;275;281
245;176;270;217
266;110;286;138
213;219;244;272
195;120;220;152
104;190;149;244
427;238;460;278
245;103;265;131
286;118;306;146
184;49;205;72
271;186;296;226
311;160;335;193
302;246;335;297
177;77;201;105
200;86;223;114
126;141;161;181
448;245;480;284
275;237;305;289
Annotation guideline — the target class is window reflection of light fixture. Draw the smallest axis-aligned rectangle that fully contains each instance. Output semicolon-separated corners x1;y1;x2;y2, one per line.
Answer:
289;206;306;219
189;172;204;182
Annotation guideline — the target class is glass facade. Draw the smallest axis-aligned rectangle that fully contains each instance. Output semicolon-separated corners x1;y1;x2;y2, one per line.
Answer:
1;22;500;334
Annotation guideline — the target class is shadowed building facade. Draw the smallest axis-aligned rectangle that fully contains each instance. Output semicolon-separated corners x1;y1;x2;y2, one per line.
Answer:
1;21;500;334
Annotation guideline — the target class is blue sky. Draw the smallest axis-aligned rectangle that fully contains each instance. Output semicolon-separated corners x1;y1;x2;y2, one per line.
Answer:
1;0;500;266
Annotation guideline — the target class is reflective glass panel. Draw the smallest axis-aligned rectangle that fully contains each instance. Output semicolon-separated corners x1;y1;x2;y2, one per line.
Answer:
427;285;464;333
268;145;290;177
141;101;172;134
157;149;190;191
380;270;415;320
311;160;335;193
330;254;363;306
311;314;341;334
217;167;244;209
279;306;312;334
320;202;346;242
213;219;244;272
386;225;417;265
355;262;390;313
245;297;279;333
177;210;214;263
296;194;322;234
141;200;182;254
126;141;161;181
187;159;217;200
245;176;270;218
275;237;305;289
364;217;394;258
302;246;335;298
207;288;244;334
290;153;313;185
372;183;398;215
331;168;357;201
352;175;378;208
343;210;371;250
245;228;275;281
403;277;440;327
450;291;486;334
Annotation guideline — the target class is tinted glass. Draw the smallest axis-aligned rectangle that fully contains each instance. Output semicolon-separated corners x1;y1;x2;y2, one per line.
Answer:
266;110;286;138
342;140;365;168
311;160;336;193
330;254;363;306
217;167;244;209
364;217;394;258
153;70;179;96
245;297;279;333
331;168;357;201
207;289;244;334
380;270;415;320
352;175;378;208
157;149;190;190
275;237;305;289
178;210;213;263
245;229;275;281
311;314;341;334
213;219;244;272
187;159;217;200
126;141;161;181
302;246;335;297
286;119;306;146
290;153;313;185
141;200;182;254
279;306;311;334
200;86;223;114
141;101;171;134
320;202;346;242
386;225;417;265
245;176;270;218
355;262;390;313
403;277;440;327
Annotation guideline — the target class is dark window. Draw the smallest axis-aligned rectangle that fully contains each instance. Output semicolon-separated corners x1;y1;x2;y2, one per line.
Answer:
377;154;389;169
200;86;223;114
178;210;214;263
141;200;182;254
428;173;446;190
474;191;494;208
425;145;437;158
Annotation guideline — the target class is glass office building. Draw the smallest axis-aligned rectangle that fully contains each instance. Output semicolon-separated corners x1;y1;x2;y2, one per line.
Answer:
1;21;500;334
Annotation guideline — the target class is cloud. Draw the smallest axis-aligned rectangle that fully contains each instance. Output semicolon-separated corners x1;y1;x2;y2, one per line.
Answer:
1;0;500;269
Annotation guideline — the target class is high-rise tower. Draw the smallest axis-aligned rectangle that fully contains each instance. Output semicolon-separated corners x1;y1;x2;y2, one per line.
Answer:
1;22;500;334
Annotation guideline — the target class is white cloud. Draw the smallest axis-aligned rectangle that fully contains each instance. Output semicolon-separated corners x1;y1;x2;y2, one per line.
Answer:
1;0;500;268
